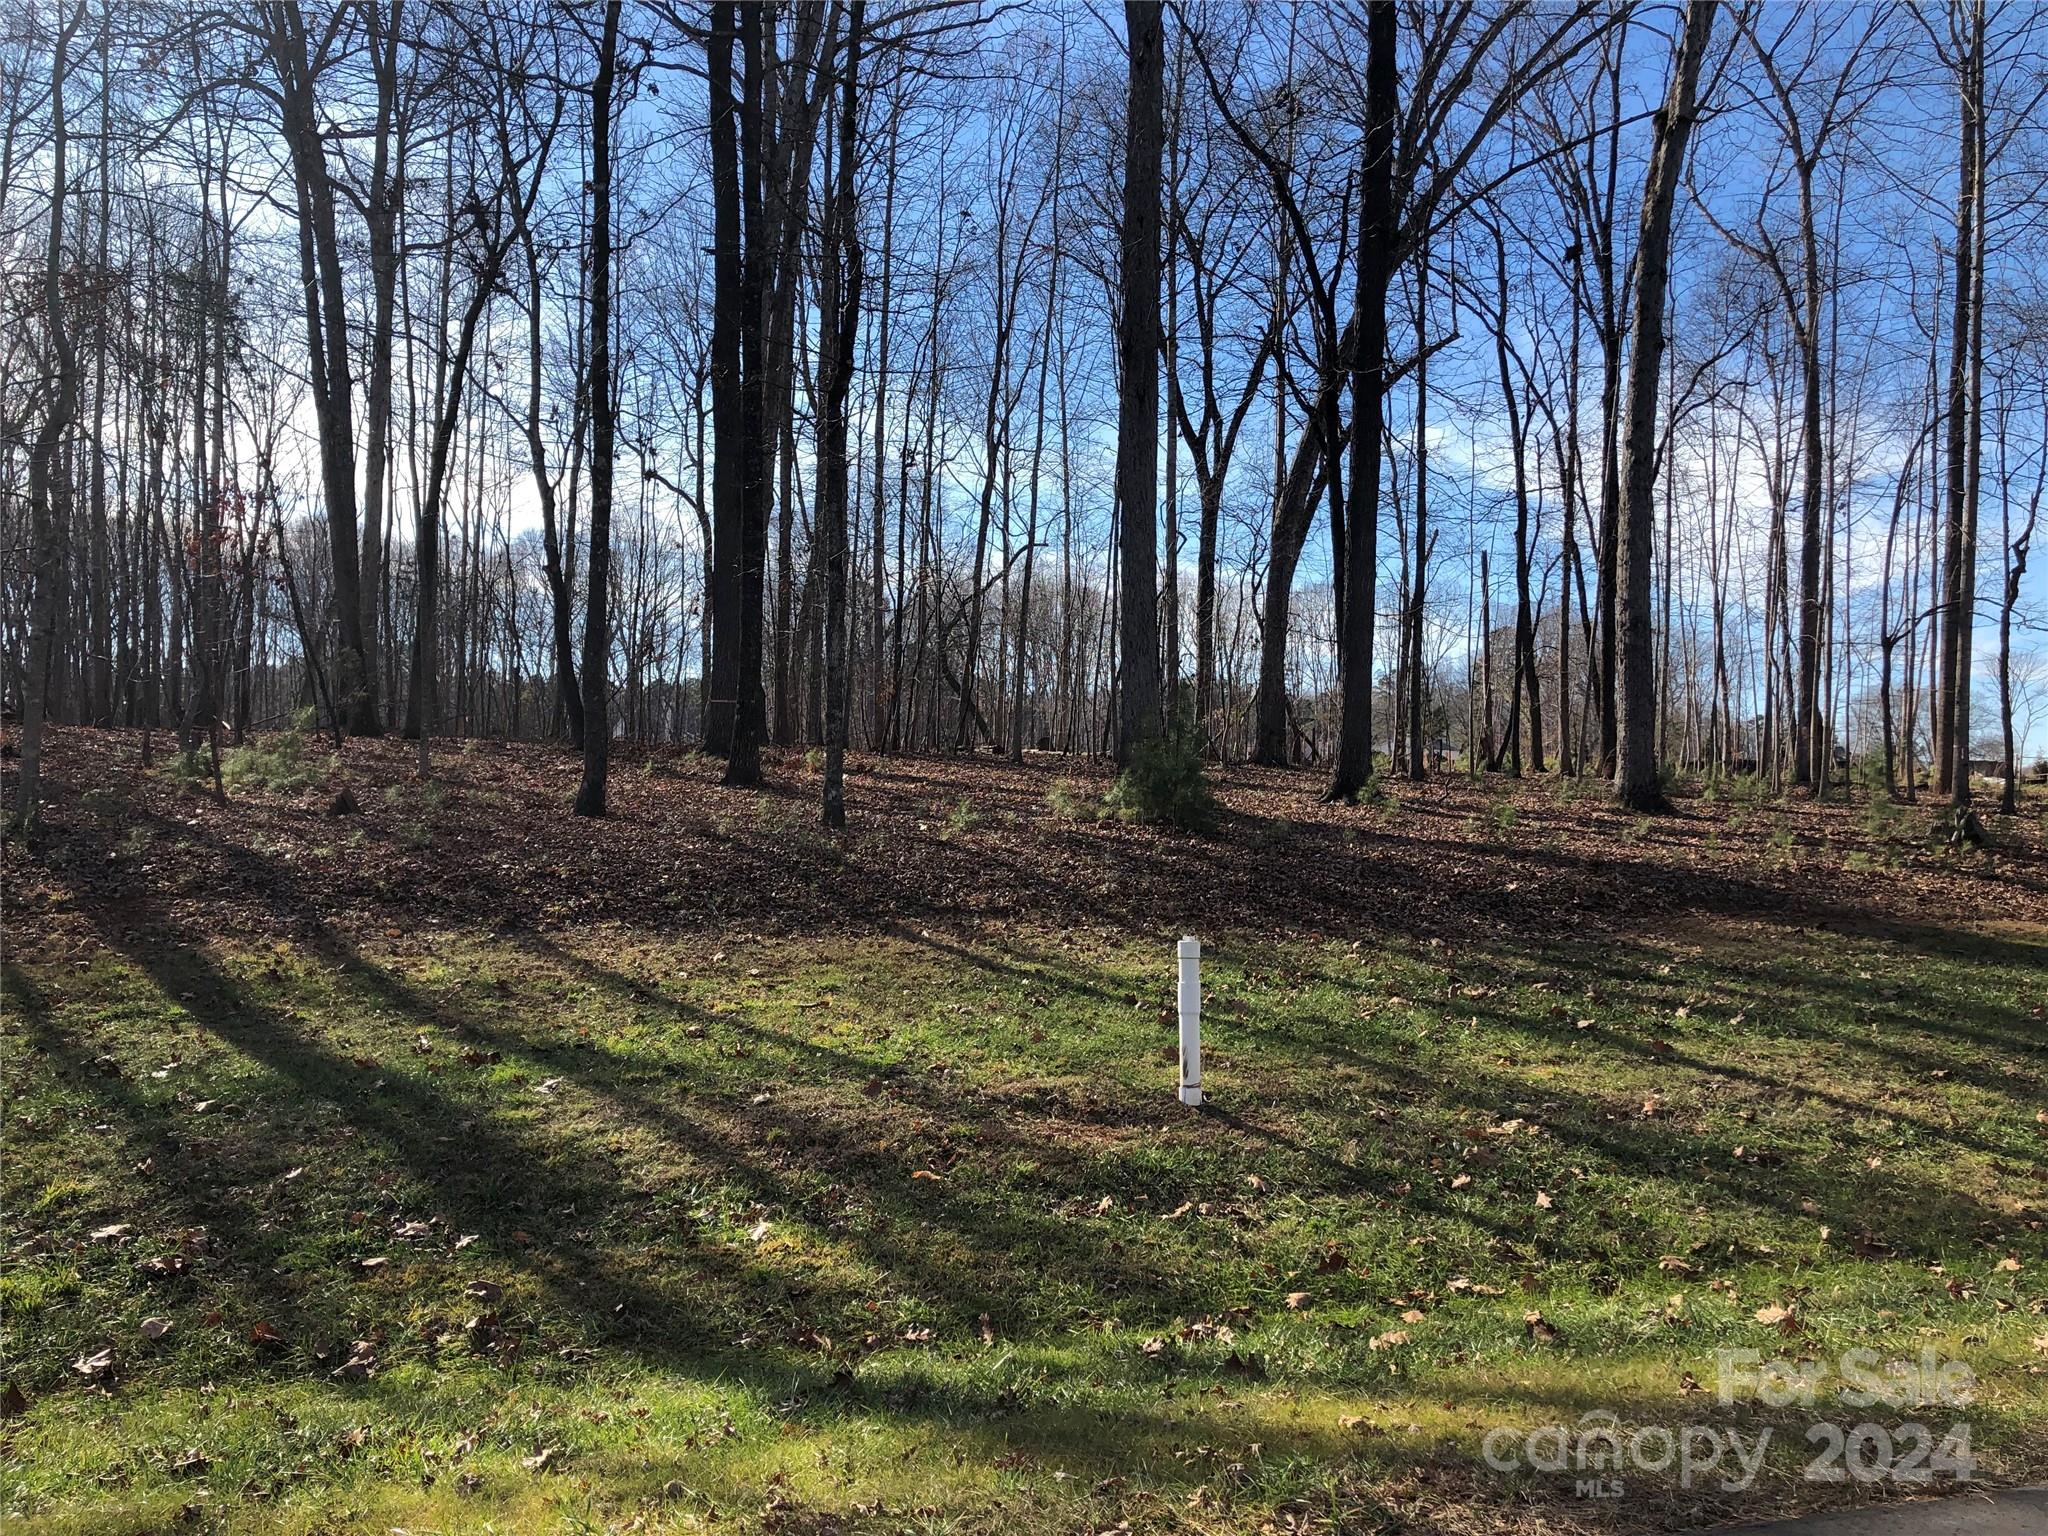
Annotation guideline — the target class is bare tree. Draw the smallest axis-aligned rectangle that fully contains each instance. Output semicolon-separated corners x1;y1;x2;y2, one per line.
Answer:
253;0;379;735
1616;0;1716;812
820;1;863;824
573;0;621;817
12;1;86;831
1116;0;1163;763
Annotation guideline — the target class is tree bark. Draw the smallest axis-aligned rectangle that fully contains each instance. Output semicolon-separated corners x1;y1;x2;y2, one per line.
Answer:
574;0;620;817
1935;3;1981;804
1115;0;1163;764
358;0;406;739
14;2;83;831
704;0;742;757
1324;0;1396;802
1615;0;1715;812
820;2;861;826
261;0;379;736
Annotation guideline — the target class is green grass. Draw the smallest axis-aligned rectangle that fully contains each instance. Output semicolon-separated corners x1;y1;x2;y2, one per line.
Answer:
4;918;2045;1533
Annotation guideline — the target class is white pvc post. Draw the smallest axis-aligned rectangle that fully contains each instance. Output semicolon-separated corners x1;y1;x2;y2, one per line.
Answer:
1177;936;1203;1106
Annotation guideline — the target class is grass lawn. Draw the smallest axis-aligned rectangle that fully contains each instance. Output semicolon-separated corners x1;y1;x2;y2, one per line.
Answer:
6;914;2046;1533
3;732;2046;1532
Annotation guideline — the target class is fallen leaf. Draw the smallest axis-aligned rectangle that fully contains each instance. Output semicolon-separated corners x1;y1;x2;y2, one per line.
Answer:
1447;1276;1504;1296
330;1340;379;1381
72;1347;115;1379
139;1317;174;1340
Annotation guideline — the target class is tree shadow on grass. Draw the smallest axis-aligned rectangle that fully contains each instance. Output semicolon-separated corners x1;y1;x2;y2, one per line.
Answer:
48;884;1258;1373
12;902;2042;1534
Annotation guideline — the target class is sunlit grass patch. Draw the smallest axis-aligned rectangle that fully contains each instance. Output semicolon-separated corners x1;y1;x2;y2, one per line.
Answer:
4;917;2044;1532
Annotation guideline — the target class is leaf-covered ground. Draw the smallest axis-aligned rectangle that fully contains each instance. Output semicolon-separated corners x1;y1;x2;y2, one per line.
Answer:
3;728;2045;1534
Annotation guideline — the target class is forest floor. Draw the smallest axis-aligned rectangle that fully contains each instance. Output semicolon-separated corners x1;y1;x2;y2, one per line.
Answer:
3;726;2046;1535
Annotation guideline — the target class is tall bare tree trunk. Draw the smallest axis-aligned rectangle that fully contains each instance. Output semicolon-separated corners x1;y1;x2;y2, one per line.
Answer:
85;17;111;726
1325;0;1395;801
1405;235;1430;780
14;3;83;831
1013;166;1060;764
359;0;406;737
1935;2;1981;804
574;0;620;817
261;0;379;736
820;2;861;826
868;108;898;750
704;0;742;757
725;3;773;786
514;168;583;747
1115;0;1163;763
1616;0;1715;811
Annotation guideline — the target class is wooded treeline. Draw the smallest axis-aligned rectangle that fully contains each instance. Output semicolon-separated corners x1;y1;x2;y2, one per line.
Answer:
5;0;2045;827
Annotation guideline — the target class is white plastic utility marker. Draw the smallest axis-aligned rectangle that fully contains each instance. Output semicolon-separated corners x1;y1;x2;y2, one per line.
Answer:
1177;935;1203;1106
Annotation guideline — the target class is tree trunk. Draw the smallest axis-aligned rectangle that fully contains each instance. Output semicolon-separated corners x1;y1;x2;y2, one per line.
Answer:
515;167;583;748
1324;0;1395;802
1615;0;1715;811
574;0;620;816
703;1;742;757
1935;5;1981;804
14;5;81;831
358;0;406;740
820;3;861;825
262;1;379;736
725;3;773;786
1115;0;1163;763
1405;235;1429;780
